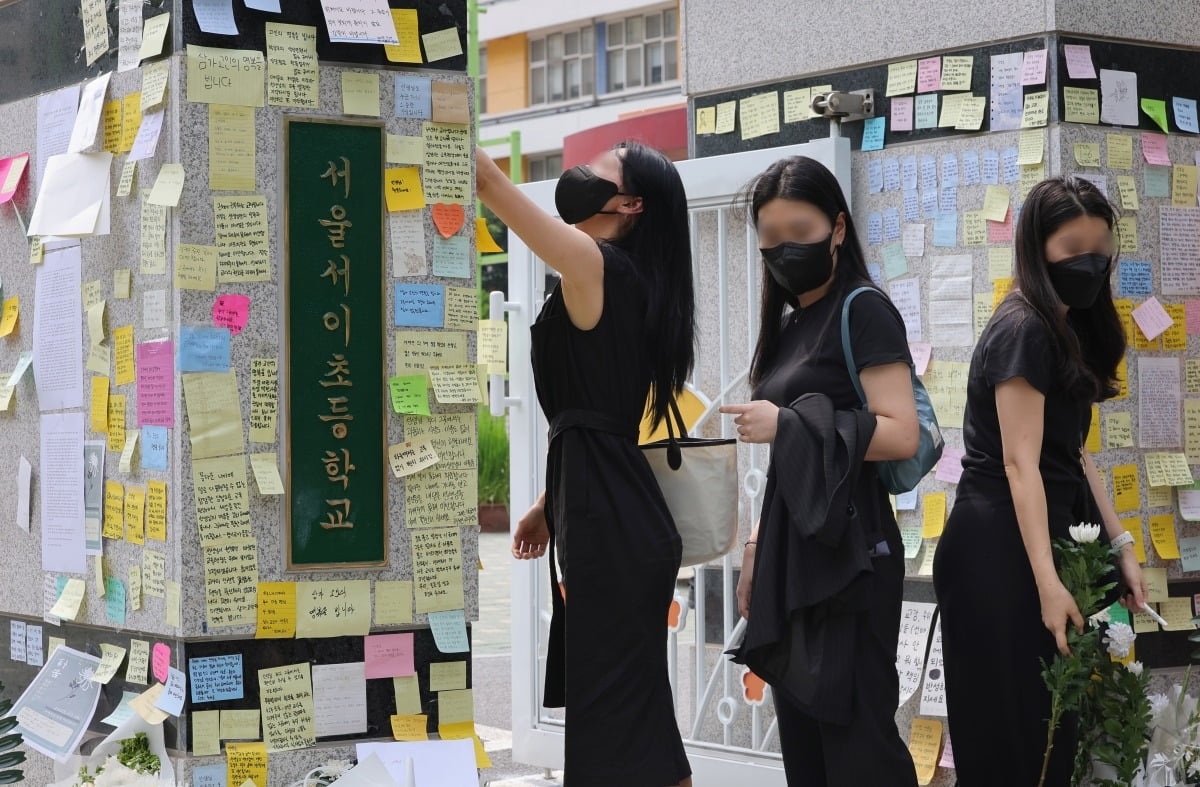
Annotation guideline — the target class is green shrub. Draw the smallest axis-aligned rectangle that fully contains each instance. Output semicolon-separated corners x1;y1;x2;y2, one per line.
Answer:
477;406;509;505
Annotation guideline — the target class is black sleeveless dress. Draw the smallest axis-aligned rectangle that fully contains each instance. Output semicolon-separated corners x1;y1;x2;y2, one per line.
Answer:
530;243;691;787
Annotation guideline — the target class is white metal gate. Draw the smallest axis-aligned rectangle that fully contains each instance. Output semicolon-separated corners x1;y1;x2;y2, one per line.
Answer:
491;137;852;785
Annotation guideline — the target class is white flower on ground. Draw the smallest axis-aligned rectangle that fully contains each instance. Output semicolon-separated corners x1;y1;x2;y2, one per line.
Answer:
1104;622;1136;659
1069;523;1102;543
1127;660;1144;676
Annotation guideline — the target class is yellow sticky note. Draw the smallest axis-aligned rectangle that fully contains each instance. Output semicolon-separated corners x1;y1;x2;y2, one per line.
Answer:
114;325;135;386
885;60;918;97
921;493;947;538
476;217;503;253
963;211;987;246
987;247;1013;281
908;718;942;785
982;185;1010;222
1149;483;1173;509
147;163;185;207
104;481;124;539
341;72;381;117
1106;412;1133;449
421;27;463;63
940;56;973;90
739;91;780;141
256;581;296;639
125;639;149;684
208;104;256;192
131;684;169;725
391;714;429;741
140;60;170;113
192;710;221;756
29;236;43;265
93;643;127;684
107;394;126;453
114;269;131;299
129;566;142;610
782;88;812;123
50;578;86;620
1146;453;1194;488
393;677;423;716
1173;165;1199;207
1163;304;1188;351
714;100;736;134
258;662;316;751
429;661;467;691
249;358;277;443
0;296;18;337
1063;87;1099;124
438;721;492;768
1145;568;1169;604
146;480;167;540
1160;598;1197;632
1086;405;1101;454
221;709;261;741
249;453;284;495
102;100;122;152
1116;216;1137;255
1116;175;1139;211
386;134;425;165
437;689;474;724
295;580;371;638
955;96;987;130
1150;514;1182;559
1133;609;1158;634
385;167;426;212
938;92;971;128
1019;162;1045;200
384;9;423;63
375;580;414;626
90;376;110;433
695;107;716;135
1017;130;1043;164
139;14;170;61
124;485;146;545
226;740;268;787
428;364;484;404
188;45;266;108
1112;464;1141;513
1107;134;1133;170
1074;142;1101;167
120;92;141;153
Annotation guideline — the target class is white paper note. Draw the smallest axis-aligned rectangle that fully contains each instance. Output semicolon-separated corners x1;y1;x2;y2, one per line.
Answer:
16;456;31;533
1100;69;1139;126
40;411;86;574
312;662;368;738
1138;357;1182;449
889;278;923;342
27;152;112;238
67;73;113;153
33;247;84;411
918;617;947;716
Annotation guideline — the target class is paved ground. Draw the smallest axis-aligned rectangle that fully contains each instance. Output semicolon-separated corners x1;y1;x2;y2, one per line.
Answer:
474;531;564;786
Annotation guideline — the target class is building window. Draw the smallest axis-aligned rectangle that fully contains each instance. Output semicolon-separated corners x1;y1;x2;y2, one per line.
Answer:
478;47;487;114
528;153;563;183
605;7;678;93
529;27;594;105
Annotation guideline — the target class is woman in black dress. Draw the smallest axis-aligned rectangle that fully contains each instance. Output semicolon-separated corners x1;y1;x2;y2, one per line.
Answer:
722;156;920;786
933;177;1147;786
476;142;694;787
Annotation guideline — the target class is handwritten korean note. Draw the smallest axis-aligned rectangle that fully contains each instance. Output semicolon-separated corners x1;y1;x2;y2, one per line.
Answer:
186;46;266;107
296;580;371;638
203;538;259;627
249;358;277;442
422;122;470;204
264;24;318;108
256;581;297;639
209;104;256;191
259;663;316;751
319;0;399;44
412;529;465;613
214;196;270;282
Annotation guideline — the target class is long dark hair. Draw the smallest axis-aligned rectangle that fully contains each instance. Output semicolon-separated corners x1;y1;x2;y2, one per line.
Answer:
742;156;876;388
610;141;695;429
1007;176;1125;402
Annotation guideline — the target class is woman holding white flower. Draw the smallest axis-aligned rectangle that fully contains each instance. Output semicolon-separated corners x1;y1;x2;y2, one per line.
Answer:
933;178;1147;786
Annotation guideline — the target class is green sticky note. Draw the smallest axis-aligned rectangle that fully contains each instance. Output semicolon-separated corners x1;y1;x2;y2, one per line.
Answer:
1141;98;1170;134
389;375;431;416
1106;602;1131;627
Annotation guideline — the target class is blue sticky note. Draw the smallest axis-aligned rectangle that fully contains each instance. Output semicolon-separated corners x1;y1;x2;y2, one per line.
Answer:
933;214;957;247
178;326;231;373
940;154;959;188
862;117;886;151
921;189;938;219
1145;166;1171;198
866;263;884;288
1118;260;1153;296
188;654;244;703
901;156;918;190
244;0;280;10
867;160;883;193
193;763;227;787
867;212;883;245
192;0;239;35
883;158;900;191
902;189;919;222
394;76;433;119
1180;536;1200;573
896;490;918;510
141;426;168;471
915;94;938;129
1174;97;1199;134
883;208;900;241
1002;147;1020;183
432;236;471;278
961;151;980;185
939;186;958;215
428;609;469;653
920;155;937;191
882;242;907;280
395;285;446;328
105;578;126;625
982;150;999;185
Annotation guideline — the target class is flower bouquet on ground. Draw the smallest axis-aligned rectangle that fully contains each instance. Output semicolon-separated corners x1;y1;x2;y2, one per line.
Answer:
1040;523;1151;787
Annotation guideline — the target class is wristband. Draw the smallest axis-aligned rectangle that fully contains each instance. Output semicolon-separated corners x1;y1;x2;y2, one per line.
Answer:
1110;531;1135;551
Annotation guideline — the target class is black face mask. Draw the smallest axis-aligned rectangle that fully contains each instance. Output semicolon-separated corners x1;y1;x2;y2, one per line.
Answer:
554;165;627;225
1046;252;1112;309
760;236;837;297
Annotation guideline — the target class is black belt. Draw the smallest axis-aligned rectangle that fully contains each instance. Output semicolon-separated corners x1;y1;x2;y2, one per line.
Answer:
547;408;638;444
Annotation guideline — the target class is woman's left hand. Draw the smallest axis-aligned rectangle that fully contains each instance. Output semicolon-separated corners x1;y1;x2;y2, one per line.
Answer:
719;401;780;444
1116;547;1148;612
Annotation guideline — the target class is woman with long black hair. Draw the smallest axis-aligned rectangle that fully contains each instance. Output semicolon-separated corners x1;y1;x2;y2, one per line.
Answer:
476;141;694;786
723;155;919;786
933;177;1147;785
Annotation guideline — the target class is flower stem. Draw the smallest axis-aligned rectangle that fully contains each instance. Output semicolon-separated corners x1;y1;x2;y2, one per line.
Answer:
1040;692;1062;787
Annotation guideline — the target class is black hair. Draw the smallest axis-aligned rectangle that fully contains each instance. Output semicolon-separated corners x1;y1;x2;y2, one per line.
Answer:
1007;176;1125;401
741;156;877;388
609;141;696;429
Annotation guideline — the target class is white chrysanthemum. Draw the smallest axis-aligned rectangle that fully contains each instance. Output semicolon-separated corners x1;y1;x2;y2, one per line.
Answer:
1127;660;1145;676
1104;622;1136;659
1069;523;1102;543
1090;607;1113;626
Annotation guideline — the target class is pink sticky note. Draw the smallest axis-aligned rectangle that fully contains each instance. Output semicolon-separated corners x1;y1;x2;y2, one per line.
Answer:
363;633;415;679
917;57;941;93
939;734;956;768
1064;44;1096;79
136;341;175;427
151;642;171;684
1141;133;1171;166
1186;300;1200;334
212;294;251;336
935;446;965;484
0;153;29;204
1020;49;1047;86
891;97;914;132
1132;297;1173;341
987;212;1014;244
909;342;932;377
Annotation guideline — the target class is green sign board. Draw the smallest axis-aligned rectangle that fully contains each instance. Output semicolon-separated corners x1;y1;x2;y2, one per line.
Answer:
284;118;387;569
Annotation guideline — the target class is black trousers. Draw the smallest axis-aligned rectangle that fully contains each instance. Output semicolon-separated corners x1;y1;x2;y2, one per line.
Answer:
772;555;918;787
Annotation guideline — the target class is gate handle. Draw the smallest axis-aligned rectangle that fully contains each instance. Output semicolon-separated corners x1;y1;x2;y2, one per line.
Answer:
488;290;521;417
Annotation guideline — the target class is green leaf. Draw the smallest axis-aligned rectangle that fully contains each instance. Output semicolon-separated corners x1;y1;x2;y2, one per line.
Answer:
0;769;24;784
0;736;22;754
0;753;26;770
0;720;19;736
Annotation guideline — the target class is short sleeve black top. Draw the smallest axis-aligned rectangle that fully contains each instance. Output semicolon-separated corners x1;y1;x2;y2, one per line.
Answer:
959;301;1091;486
753;283;913;408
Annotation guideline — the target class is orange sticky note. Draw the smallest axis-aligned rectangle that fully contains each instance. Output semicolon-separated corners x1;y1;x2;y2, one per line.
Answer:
390;714;428;741
908;718;942;785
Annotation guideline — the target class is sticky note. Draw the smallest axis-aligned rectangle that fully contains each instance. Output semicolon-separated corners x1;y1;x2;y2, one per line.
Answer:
886;61;918;97
1063;87;1099;124
296;580;371;638
922;493;947;538
190;654;245;703
364;633;416;679
395;284;445;328
436;688;474;724
384;9;422;63
341;72;381;117
421;27;463;63
221;709;261;740
1150;514;1182;560
188;45;266;107
1021;91;1048;128
147;163;186;206
939;56;973;91
256;581;297;639
1112;464;1141;513
1107;134;1133;170
1074;143;1100;167
394;75;432;119
1141;98;1170;134
428;609;469;653
226;740;268;787
429;661;467;691
258;662;316;751
375;581;414;626
391;714;429;741
438;721;491;768
861;117;886;151
249;453;284;495
388;439;440;479
908;718;942;785
179;325;231;372
192;710;221;756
